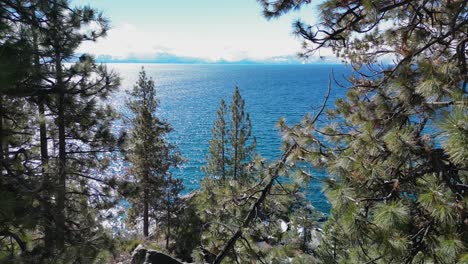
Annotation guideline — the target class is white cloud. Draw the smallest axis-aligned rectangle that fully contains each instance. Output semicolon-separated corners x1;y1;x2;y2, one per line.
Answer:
78;23;172;59
73;0;335;62
77;22;316;62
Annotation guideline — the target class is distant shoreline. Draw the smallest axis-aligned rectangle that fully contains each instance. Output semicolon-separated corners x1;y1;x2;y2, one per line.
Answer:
96;62;345;66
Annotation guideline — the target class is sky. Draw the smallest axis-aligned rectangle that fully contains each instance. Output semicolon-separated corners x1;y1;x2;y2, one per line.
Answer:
73;0;328;63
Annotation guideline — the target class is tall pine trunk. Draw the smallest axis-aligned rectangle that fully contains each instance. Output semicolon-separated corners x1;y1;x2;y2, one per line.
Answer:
221;131;225;181
0;96;4;169
0;96;9;178
165;196;170;249
33;26;53;250
39;98;53;249
56;51;66;250
143;172;149;237
233;125;239;180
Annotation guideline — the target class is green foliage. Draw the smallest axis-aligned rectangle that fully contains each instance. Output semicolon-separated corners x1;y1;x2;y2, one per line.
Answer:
123;68;182;239
0;40;33;93
373;202;410;230
195;90;322;262
118;237;145;254
171;196;203;262
229;87;257;182
91;250;113;264
48;231;115;264
204;99;228;179
0;0;121;262
203;87;256;183
194;158;320;263
156;175;185;250
439;105;468;167
258;0;468;263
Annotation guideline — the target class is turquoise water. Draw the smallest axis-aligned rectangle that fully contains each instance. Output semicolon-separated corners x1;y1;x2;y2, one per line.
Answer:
109;64;351;213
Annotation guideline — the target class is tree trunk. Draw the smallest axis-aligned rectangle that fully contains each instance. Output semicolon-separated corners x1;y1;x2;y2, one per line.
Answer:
39;99;53;249
0;96;4;167
56;50;66;250
33;25;53;250
166;199;170;249
233;126;239;180
143;172;149;237
221;131;225;181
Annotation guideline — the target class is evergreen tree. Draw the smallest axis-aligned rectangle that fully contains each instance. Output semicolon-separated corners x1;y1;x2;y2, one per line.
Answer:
204;99;228;180
229;87;256;182
204;87;256;183
194;160;318;263
258;0;468;263
171;195;203;262
157;175;184;250
1;1;121;261
38;2;120;258
0;91;36;260
124;68;181;238
195;87;320;263
1;1;48;259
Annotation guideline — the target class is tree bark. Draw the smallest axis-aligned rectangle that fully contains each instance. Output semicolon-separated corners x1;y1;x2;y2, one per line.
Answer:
0;96;4;166
32;24;53;250
56;48;66;250
233;123;239;180
166;195;170;249
143;172;149;237
39;98;53;249
221;129;225;181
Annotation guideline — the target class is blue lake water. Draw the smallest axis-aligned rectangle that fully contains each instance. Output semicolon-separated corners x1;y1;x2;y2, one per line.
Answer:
109;64;352;213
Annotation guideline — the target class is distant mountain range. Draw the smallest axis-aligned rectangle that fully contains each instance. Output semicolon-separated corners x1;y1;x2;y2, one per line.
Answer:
89;52;341;65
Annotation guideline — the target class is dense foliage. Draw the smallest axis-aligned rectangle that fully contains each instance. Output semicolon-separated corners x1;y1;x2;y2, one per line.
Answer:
1;0;120;262
1;0;466;263
258;0;468;263
192;88;320;263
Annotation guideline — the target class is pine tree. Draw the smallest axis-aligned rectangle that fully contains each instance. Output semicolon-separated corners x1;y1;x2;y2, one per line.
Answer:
124;68;181;238
194;159;318;263
0;84;36;260
203;99;228;180
0;2;47;259
195;87;321;263
204;87;256;183
1;1;121;261
229;87;256;182
158;175;184;250
38;2;120;257
258;0;468;263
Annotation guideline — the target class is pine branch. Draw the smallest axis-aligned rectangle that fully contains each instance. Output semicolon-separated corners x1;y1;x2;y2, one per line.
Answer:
240;235;267;264
425;100;467;107
212;144;296;264
213;76;332;263
0;230;26;253
311;74;331;124
274;178;293;195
